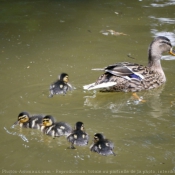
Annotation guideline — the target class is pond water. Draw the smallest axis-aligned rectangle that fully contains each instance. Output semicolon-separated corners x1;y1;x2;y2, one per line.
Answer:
1;0;175;175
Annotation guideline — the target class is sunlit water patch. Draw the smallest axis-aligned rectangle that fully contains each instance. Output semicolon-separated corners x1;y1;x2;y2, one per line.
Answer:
150;0;175;7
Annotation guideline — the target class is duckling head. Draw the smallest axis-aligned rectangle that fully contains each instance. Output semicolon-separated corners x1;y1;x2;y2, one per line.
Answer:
148;36;175;64
42;115;55;127
17;112;30;124
58;73;69;83
94;133;105;143
75;121;84;131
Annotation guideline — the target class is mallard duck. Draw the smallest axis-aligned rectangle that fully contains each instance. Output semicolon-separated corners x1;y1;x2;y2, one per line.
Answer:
83;36;175;92
49;73;73;97
41;115;72;138
14;111;44;129
90;133;115;156
67;121;89;149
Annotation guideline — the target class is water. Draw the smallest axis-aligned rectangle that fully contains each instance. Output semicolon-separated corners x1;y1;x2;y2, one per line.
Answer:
1;0;175;174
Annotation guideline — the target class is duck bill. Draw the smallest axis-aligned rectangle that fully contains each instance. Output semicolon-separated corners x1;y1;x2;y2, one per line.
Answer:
170;48;175;56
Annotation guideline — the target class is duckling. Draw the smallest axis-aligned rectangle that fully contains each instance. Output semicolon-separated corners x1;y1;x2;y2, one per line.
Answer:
14;111;44;129
90;133;115;156
49;73;73;97
41;115;72;138
67;121;89;149
83;36;175;92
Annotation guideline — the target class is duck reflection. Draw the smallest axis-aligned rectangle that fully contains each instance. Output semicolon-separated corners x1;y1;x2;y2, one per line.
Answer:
84;85;171;119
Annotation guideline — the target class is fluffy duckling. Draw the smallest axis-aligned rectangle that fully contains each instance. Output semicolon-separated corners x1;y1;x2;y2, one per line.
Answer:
90;133;116;156
14;111;44;129
67;121;89;149
41;115;72;138
83;36;175;92
49;73;73;97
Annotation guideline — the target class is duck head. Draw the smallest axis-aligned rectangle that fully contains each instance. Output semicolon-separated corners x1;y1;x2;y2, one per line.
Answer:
42;115;55;127
148;36;175;65
75;121;84;131
17;112;30;124
93;133;105;143
59;73;69;83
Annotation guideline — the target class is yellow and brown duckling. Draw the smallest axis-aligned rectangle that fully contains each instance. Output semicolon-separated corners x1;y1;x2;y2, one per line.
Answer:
49;73;73;97
67;121;89;149
90;133;116;156
14;111;44;129
41;115;72;138
83;36;175;92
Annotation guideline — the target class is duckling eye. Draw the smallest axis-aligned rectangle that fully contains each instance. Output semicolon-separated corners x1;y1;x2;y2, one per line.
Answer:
63;76;69;82
43;119;49;122
19;115;28;120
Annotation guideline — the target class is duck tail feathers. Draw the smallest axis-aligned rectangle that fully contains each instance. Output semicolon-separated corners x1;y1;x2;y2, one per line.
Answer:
83;82;117;90
83;83;96;90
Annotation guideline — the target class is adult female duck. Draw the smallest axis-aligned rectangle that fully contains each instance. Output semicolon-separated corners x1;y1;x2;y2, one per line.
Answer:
83;36;175;92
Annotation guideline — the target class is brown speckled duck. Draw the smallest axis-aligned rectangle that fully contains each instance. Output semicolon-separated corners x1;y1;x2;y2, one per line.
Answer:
83;36;175;92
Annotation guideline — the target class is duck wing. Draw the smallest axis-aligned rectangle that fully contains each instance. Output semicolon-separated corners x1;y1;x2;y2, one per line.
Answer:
104;62;145;80
84;62;147;90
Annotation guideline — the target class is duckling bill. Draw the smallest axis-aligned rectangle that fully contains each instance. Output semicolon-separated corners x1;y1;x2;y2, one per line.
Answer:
41;115;72;138
83;36;175;92
90;133;116;156
14;111;44;129
49;73;73;97
67;121;89;149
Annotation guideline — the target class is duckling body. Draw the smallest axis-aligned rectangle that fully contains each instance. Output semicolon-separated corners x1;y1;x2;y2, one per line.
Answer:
41;115;72;138
90;133;115;156
49;73;73;97
67;122;89;149
14;112;43;129
83;36;175;92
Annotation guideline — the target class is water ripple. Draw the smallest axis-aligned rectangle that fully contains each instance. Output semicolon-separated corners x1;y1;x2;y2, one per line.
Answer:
4;127;29;142
150;0;175;7
149;16;175;25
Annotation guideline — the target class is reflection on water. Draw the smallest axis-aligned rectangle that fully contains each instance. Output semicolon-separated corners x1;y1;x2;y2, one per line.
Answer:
150;0;175;7
83;86;170;119
150;16;175;25
1;0;175;173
